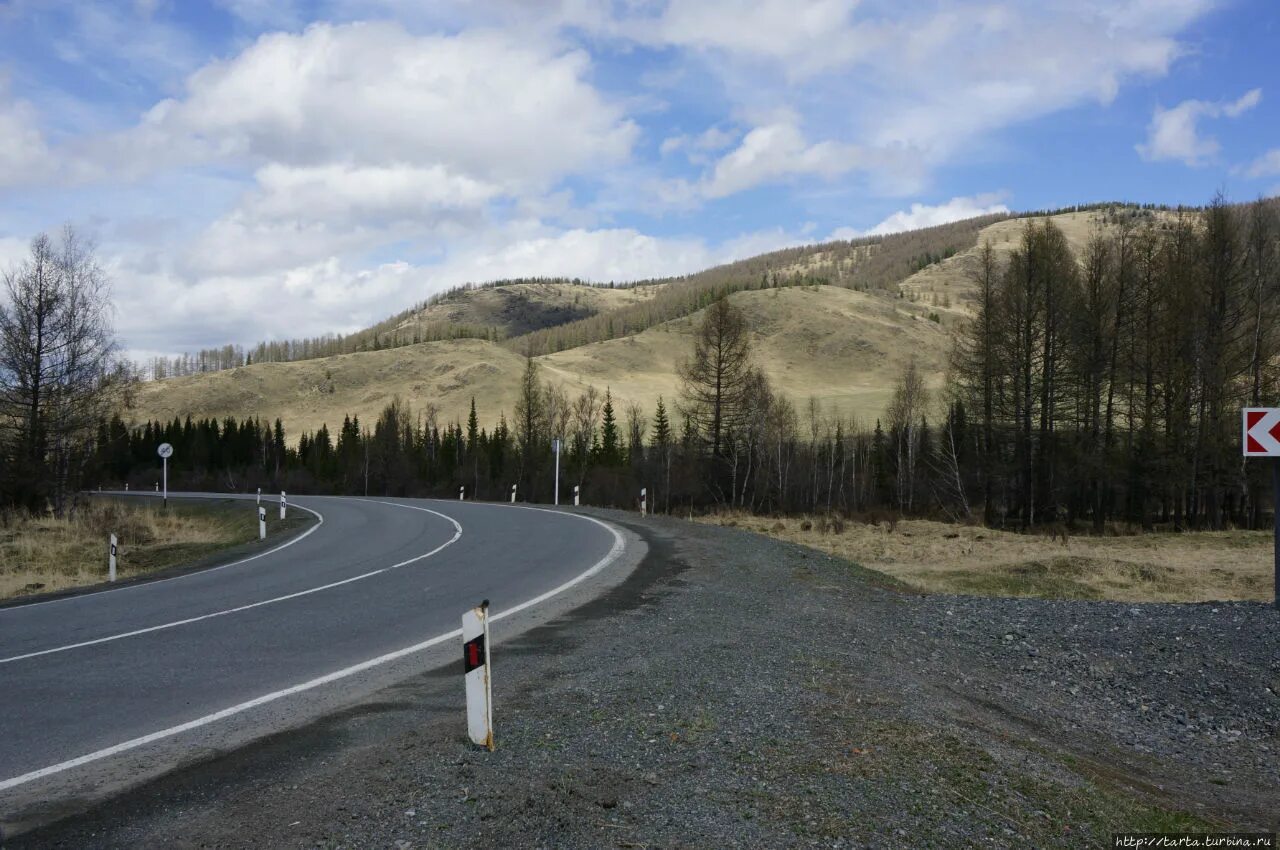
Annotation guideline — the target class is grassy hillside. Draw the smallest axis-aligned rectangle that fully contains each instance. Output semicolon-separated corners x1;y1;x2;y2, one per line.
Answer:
133;207;1155;438
541;284;950;424
390;280;665;339
134;284;951;435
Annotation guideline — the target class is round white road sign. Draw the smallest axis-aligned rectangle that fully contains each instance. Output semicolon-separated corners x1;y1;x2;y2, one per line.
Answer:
157;442;173;459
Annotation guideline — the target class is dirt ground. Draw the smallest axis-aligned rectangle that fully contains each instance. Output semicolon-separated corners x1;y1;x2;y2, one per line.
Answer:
701;512;1275;603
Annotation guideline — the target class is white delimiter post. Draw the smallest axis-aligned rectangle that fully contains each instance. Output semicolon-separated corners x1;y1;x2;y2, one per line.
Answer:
462;600;494;750
280;491;287;520
511;483;517;503
574;484;580;507
256;487;261;505
258;506;267;540
459;485;465;501
108;534;118;582
553;438;561;506
640;487;647;517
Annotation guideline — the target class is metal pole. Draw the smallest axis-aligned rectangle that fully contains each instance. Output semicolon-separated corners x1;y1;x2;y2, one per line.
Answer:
163;457;168;508
554;439;560;506
1273;459;1279;611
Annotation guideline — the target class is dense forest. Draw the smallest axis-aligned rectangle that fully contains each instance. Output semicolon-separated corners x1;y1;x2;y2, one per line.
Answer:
93;195;1280;531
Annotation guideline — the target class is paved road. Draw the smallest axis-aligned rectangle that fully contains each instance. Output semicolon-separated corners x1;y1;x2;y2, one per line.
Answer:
0;493;625;812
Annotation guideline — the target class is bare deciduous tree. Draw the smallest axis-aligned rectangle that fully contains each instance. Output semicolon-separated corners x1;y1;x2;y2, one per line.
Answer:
1;226;128;514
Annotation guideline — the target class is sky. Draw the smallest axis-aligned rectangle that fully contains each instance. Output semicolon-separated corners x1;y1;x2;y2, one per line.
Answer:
0;0;1277;360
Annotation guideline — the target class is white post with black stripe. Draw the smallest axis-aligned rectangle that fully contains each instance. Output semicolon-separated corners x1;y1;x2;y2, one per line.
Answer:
280;491;287;520
256;487;261;505
459;485;465;501
258;505;267;540
510;483;517;503
462;600;494;750
574;484;580;507
640;487;647;517
108;534;118;582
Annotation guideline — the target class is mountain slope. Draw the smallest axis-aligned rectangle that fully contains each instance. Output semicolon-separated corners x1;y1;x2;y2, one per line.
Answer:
132;207;1154;438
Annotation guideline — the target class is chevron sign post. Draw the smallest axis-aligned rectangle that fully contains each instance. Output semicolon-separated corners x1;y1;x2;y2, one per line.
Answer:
1242;408;1280;610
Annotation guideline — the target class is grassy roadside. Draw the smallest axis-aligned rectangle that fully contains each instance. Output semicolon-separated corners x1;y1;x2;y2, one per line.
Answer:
0;497;312;601
700;512;1274;603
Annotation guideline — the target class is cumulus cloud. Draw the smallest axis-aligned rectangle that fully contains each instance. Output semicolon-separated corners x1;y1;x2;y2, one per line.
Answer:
130;23;635;188
831;193;1011;240
702;123;864;198
1137;88;1261;165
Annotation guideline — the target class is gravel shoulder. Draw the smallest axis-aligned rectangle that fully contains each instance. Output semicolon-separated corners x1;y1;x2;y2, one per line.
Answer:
11;512;1279;848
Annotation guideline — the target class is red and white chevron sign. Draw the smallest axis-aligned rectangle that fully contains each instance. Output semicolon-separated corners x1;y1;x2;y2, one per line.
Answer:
1243;408;1280;457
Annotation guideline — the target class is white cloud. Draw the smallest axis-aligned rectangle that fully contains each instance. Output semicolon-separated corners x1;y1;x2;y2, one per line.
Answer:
1242;149;1280;179
1137;88;1262;165
702;123;864;198
831;193;1011;240
130;23;635;189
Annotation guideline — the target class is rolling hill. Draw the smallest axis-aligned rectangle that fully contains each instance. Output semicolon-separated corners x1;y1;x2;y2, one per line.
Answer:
131;207;1155;438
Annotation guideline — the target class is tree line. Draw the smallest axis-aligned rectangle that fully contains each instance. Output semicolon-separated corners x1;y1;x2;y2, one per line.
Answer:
952;194;1279;530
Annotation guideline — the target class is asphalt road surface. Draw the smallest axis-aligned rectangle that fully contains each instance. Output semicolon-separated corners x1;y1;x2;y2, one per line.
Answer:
0;493;630;833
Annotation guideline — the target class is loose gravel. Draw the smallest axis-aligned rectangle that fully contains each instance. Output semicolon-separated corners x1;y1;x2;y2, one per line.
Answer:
14;511;1279;848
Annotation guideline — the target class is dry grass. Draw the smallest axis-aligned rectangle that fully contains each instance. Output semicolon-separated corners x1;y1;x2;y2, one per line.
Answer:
0;498;303;600
701;512;1275;603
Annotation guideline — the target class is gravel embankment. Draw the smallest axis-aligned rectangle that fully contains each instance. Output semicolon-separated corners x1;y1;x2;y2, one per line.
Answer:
14;512;1279;849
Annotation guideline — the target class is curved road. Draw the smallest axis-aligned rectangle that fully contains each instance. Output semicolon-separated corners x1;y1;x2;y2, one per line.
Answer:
0;493;629;818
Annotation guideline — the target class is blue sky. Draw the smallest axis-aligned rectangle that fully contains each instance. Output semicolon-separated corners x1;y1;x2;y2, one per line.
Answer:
0;0;1276;358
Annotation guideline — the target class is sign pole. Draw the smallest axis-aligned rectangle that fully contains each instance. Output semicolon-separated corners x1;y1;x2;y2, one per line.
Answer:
553;438;561;506
1243;408;1280;610
156;442;174;507
1274;459;1279;611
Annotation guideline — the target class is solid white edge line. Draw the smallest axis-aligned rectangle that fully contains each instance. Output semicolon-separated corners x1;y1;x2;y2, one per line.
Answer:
1;494;327;613
0;503;463;665
0;505;627;794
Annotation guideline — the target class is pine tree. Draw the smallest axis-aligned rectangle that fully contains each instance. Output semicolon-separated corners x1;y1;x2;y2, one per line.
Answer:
598;389;621;466
466;397;479;454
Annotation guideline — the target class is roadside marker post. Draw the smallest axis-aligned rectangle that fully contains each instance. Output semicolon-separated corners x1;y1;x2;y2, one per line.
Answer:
108;534;117;582
280;491;287;521
1242;408;1280;610
511;484;517;503
574;484;580;507
640;487;647;517
462;600;494;750
552;437;562;506
258;506;266;540
257;487;261;505
459;485;465;501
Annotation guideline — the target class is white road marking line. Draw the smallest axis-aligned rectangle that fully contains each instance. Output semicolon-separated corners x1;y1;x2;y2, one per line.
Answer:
0;505;626;794
1;494;327;613
0;505;462;665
